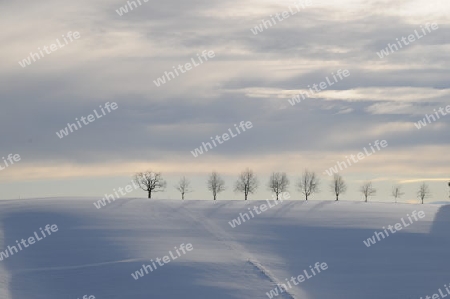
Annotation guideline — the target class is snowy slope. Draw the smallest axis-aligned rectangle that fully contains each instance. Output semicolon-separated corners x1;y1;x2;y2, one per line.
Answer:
0;198;448;299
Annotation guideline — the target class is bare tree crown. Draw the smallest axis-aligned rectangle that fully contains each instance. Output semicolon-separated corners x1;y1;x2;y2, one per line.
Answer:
297;170;320;201
330;174;347;201
207;172;226;200
175;176;192;200
417;182;431;204
133;171;167;198
234;168;258;200
360;181;376;202
391;185;404;203
268;172;289;200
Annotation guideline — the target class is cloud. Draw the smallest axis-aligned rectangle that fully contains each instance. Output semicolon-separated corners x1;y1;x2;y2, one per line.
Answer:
0;0;449;193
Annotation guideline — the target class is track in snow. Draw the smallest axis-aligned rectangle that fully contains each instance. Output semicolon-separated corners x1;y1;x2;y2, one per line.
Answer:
165;202;302;299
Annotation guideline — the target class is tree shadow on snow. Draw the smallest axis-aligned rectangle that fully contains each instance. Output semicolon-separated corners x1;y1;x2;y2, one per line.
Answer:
244;204;450;299
0;205;246;299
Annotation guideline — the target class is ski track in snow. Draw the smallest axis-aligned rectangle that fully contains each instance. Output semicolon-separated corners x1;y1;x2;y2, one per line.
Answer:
164;202;300;299
1;198;446;299
16;258;146;273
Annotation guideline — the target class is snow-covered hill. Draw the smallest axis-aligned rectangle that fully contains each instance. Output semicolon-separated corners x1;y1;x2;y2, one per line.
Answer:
0;198;448;299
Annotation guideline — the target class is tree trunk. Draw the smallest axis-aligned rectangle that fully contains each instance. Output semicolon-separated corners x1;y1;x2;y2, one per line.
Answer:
148;190;152;199
305;194;308;201
182;193;184;200
336;195;338;201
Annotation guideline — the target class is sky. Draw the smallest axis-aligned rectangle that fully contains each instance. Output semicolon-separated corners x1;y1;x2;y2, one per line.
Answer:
0;0;449;202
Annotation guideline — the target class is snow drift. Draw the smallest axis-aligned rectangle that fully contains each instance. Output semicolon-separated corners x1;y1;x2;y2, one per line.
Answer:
0;198;448;299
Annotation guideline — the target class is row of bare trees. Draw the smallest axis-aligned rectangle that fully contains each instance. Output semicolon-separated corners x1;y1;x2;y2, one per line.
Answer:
356;181;432;204
133;170;432;203
208;170;342;201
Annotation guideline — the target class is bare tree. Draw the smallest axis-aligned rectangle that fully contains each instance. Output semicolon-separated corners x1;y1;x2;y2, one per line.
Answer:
448;182;450;199
175;176;192;200
360;181;376;202
133;171;167;199
234;168;258;200
297;170;320;201
267;172;290;200
391;185;404;203
330;174;346;201
207;172;226;200
417;182;431;204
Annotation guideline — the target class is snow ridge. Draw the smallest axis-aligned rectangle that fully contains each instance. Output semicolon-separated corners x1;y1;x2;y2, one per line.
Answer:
167;203;301;299
247;259;299;299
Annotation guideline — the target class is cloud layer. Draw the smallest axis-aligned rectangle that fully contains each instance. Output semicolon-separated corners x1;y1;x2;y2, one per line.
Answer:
0;0;449;200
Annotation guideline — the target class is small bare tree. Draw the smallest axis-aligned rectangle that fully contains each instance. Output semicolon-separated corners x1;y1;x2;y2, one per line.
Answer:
234;168;258;200
417;182;431;204
297;170;320;201
330;174;346;201
391;185;404;203
175;176;192;200
207;172;226;200
448;182;450;199
268;172;290;200
133;171;167;199
360;181;376;202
